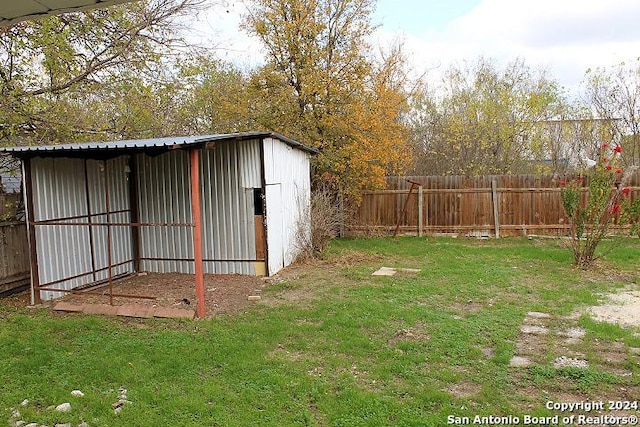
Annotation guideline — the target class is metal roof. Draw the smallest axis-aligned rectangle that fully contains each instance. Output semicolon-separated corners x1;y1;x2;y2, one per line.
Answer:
0;132;318;158
0;0;135;27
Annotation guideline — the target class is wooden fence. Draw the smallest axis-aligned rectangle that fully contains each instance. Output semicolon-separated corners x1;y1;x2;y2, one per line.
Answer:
350;173;640;237
0;192;29;295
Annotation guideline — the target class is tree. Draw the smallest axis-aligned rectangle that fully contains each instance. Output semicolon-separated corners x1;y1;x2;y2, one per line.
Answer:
408;58;564;175
585;60;640;169
242;0;412;196
0;0;204;145
145;55;258;136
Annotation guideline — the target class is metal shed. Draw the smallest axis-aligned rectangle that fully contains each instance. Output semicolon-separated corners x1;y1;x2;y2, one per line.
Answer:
0;132;317;317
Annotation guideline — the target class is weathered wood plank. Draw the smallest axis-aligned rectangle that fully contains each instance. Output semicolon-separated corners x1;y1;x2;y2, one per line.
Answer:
351;172;640;237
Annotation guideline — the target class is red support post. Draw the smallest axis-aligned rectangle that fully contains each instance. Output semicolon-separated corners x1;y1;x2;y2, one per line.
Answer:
190;149;206;318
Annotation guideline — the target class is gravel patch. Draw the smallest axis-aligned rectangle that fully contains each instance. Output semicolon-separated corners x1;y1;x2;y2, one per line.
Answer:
553;356;589;369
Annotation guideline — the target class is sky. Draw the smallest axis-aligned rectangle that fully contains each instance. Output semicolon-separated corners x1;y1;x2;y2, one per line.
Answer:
188;0;640;94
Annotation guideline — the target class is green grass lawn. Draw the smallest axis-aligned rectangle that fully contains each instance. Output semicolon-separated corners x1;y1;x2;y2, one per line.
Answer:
1;237;639;426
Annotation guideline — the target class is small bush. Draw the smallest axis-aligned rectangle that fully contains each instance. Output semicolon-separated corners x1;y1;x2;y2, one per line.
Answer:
560;144;640;269
294;184;345;260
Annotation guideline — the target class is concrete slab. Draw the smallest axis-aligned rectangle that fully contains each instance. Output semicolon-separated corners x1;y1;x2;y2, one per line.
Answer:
557;327;586;339
83;304;119;316
509;356;533;367
52;302;83;312
526;311;552;319
153;307;195;319
520;325;549;335
116;305;154;318
372;267;397;276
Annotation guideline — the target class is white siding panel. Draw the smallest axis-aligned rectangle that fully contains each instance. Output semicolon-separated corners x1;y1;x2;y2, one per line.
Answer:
263;137;311;275
265;183;284;274
238;139;262;188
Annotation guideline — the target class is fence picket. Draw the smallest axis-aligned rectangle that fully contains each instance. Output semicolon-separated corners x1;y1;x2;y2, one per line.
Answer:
0;193;29;295
351;173;640;237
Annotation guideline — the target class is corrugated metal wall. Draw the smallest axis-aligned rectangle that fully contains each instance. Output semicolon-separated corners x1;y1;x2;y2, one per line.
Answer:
263;137;311;274
30;156;133;300
86;158;134;280
137;149;193;273
201;139;260;274
137;139;260;275
27;136;309;301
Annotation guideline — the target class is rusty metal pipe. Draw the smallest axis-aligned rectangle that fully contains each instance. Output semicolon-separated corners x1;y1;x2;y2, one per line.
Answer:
190;149;206;318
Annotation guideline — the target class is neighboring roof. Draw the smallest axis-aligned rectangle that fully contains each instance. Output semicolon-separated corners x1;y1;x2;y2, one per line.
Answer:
0;132;319;159
0;0;135;27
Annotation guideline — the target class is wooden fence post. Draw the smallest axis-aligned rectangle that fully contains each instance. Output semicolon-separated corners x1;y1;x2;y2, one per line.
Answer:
339;191;345;237
491;180;500;238
418;185;423;237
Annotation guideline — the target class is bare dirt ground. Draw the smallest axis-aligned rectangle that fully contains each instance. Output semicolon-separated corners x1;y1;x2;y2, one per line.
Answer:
0;272;285;317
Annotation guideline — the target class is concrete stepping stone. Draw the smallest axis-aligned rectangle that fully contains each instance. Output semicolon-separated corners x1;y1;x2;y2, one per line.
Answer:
526;311;552;319
372;267;421;276
520;325;549;335
509;356;533;367
372;267;397;276
557;327;586;339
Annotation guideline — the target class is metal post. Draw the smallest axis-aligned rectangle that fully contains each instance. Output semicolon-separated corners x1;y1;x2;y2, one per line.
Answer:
394;180;420;238
83;159;98;282
190;149;206;318
128;154;141;273
104;160;114;305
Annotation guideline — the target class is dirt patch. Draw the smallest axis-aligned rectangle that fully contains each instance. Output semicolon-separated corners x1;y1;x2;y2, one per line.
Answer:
0;289;31;311
0;261;337;317
449;301;485;314
389;326;430;344
2;273;273;317
446;382;481;399
326;249;385;267
267;344;306;362
514;335;550;359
